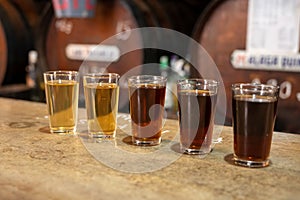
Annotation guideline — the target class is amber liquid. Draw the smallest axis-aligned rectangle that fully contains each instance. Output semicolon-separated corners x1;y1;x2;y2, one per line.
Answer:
178;90;217;152
129;84;166;144
45;80;79;133
84;83;119;137
232;94;278;162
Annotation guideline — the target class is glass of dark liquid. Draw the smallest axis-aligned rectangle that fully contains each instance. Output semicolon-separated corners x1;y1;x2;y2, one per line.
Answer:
177;79;219;155
128;75;166;146
232;83;279;168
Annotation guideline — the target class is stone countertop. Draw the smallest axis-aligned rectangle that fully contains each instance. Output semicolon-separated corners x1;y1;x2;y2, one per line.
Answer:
0;97;299;200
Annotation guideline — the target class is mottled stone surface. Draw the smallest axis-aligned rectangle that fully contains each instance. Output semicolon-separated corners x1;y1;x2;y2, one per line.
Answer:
0;97;299;200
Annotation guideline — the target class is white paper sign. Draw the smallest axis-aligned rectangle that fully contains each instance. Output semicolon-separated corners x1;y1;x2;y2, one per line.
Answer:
247;0;300;53
231;49;300;72
65;44;120;62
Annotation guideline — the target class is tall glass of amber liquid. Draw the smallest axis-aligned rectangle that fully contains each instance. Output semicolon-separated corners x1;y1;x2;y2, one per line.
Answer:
44;71;79;134
83;73;120;138
232;83;279;168
128;75;166;146
177;79;219;155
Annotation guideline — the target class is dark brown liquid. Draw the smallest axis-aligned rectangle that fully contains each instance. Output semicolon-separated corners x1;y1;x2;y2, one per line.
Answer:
178;90;217;150
129;84;166;141
232;95;278;161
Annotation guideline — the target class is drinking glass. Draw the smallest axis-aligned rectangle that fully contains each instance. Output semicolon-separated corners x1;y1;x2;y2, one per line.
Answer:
83;73;120;138
44;71;79;134
232;83;279;167
177;79;219;155
128;75;167;146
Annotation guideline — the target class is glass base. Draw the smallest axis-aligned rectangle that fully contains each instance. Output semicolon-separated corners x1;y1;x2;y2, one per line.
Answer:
233;157;270;168
181;147;210;155
133;137;161;146
50;127;76;135
89;131;116;139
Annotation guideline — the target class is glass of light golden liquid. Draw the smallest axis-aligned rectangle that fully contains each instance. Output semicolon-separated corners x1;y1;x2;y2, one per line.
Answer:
177;79;219;155
128;75;167;146
83;73;120;138
43;71;79;135
232;83;279;168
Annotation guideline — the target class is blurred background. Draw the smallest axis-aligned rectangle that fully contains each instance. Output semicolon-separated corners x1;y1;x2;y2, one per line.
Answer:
0;0;299;134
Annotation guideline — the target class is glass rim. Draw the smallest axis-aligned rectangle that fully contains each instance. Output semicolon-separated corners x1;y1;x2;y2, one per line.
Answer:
127;75;167;84
231;83;279;92
128;75;166;80
83;73;120;79
43;70;78;76
177;78;219;86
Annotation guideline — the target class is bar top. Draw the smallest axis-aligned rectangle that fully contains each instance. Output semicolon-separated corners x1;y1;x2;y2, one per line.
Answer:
0;97;299;200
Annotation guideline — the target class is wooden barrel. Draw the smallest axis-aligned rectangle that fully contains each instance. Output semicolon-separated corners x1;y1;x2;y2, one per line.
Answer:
36;0;210;74
0;0;34;86
37;0;141;75
191;0;300;133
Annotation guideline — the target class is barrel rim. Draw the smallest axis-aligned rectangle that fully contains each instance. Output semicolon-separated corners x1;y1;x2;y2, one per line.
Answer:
0;0;33;86
191;0;225;41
